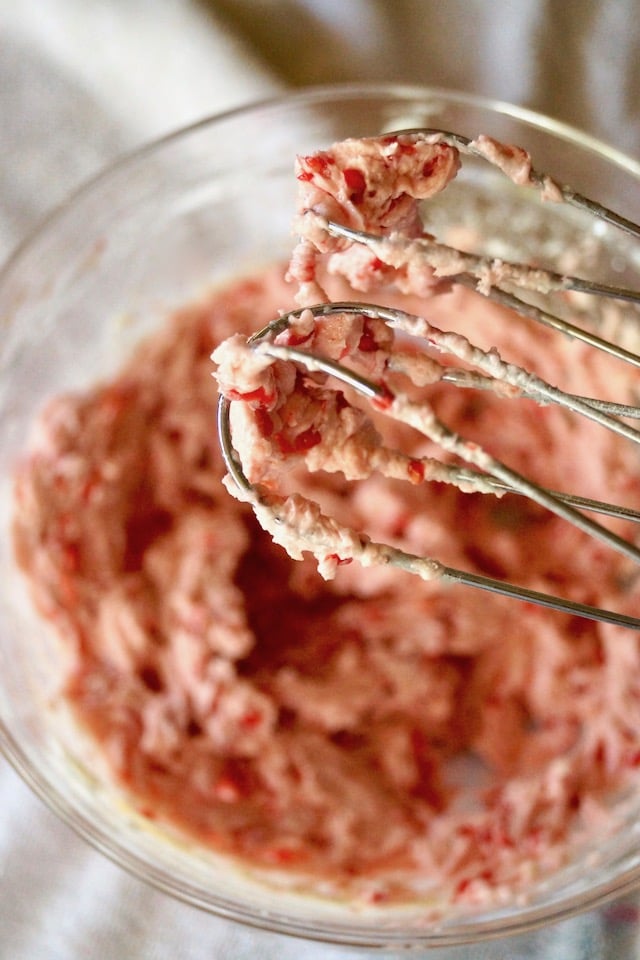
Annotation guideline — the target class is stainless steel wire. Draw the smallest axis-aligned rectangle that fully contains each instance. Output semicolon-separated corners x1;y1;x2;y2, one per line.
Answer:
218;129;640;630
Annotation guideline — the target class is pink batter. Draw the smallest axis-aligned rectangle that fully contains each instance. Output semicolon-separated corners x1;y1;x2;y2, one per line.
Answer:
12;134;640;912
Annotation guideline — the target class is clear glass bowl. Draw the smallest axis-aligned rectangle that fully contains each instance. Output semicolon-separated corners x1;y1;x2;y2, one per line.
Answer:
1;83;640;949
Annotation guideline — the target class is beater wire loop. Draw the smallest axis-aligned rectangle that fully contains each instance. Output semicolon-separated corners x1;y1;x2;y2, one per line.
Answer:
217;128;640;630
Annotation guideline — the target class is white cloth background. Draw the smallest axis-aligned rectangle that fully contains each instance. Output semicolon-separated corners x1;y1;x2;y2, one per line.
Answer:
2;2;640;957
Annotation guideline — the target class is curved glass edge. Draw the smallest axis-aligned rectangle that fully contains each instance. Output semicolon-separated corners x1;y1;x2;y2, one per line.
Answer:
1;80;639;282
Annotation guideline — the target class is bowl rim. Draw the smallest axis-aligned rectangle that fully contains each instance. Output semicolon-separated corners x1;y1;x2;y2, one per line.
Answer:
2;78;639;282
2;79;640;948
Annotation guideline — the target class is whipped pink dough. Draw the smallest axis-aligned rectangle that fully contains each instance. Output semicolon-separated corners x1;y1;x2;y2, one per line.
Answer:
13;133;640;911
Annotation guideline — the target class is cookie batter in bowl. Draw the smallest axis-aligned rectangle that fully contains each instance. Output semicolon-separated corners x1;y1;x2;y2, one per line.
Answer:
4;87;640;945
14;253;640;911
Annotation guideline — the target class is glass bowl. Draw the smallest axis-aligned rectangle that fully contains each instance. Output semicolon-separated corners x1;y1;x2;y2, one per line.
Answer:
1;83;640;950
